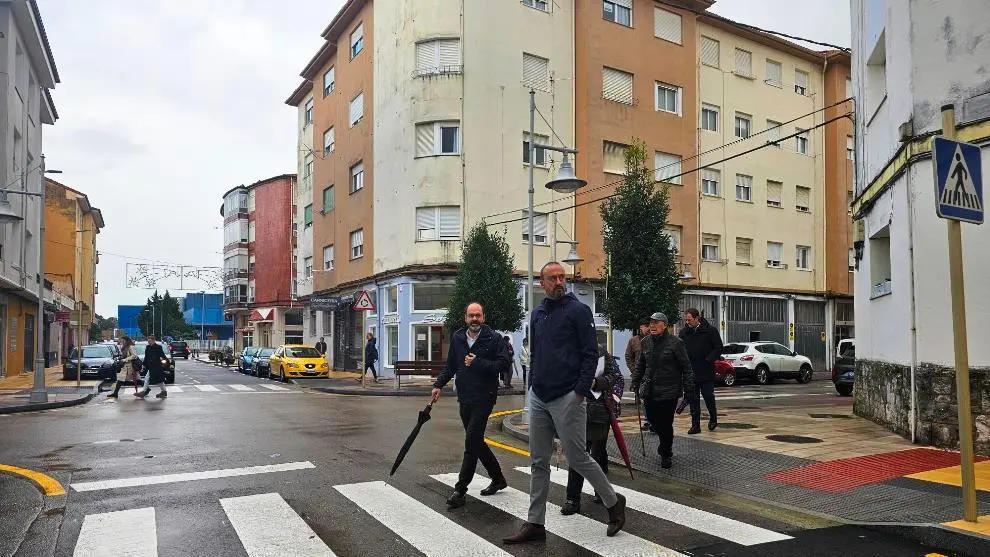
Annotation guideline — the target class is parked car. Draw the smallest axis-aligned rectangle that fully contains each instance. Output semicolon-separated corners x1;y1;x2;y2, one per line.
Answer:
238;347;260;373
252;347;276;378
134;341;176;384
267;345;329;382
169;341;191;359
720;342;814;385
62;344;121;381
832;346;855;396
713;358;736;386
836;338;855;359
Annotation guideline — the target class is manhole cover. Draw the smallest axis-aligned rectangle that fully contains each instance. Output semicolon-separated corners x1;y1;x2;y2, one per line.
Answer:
717;423;758;429
766;434;823;444
808;413;854;419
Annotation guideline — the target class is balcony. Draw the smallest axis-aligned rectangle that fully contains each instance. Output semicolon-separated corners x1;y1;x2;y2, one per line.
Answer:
223;295;250;309
222;269;251;282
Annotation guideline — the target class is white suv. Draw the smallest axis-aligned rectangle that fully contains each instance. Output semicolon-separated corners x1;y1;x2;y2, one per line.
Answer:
720;342;814;385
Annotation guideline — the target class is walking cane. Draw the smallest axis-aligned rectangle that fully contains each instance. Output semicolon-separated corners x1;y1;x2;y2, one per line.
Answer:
635;392;646;456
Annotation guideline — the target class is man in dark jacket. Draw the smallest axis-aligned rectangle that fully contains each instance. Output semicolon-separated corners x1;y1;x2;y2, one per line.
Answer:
431;303;510;509
315;337;327;356
625;318;651;431
363;333;379;382
631;312;695;469
504;262;626;545
679;308;723;433
136;335;169;399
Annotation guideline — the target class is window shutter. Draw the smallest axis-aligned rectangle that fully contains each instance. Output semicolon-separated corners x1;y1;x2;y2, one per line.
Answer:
416;123;435;157
767;181;782;204
416;41;436;72
351;24;363;47
736;238;751;264
795;70;809;89
351;230;363;249
796;186;811;209
349;93;363;125
438;207;460;239
612;0;631;6
534;213;548;239
522;53;549;91
602;67;633;104
653;8;682;44
701;36;719;67
735;49;752;76
654;152;681;184
767;120;781;143
603;142;627;173
767;242;783;263
766;60;782;85
416;208;438;240
438;39;460;67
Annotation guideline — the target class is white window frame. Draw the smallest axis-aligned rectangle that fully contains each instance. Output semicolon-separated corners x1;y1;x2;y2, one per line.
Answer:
848;248;856;272
794;69;809;95
702;234;720;262
796;246;811;270
603;0;632;27
323;126;335;155
415;121;461;157
734;113;752;138
795;129;810;154
304;256;313;278
846;136;854;161
663;226;681;254
701;168;720;197
304;99;314;126
350;229;364;259
654;151;682;185
350;23;364;58
521;210;549;245
323;245;334;270
766;241;784;268
323;67;335;97
654;82;682;115
349;92;364;127
701;103;719;131
350;162;364;193
523;132;549;166
416;206;461;242
735;174;753;202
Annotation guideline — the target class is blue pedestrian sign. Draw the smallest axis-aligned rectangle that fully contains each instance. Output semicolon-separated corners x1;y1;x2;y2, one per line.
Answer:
933;137;983;224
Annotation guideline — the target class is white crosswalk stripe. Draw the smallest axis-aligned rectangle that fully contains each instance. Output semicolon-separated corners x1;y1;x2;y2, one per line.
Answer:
149;384;297;394
194;384;220;392
73;507;157;557
221;493;337;557
228;384;256;391
259;384;290;391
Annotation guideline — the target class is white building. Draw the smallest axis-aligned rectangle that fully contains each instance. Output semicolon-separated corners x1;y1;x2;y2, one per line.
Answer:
288;83;316;343
850;0;990;452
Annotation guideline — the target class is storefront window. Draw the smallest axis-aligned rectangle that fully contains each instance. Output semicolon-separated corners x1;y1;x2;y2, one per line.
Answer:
386;286;399;313
413;324;445;361
284;312;304;326
386;325;399;366
412;284;454;311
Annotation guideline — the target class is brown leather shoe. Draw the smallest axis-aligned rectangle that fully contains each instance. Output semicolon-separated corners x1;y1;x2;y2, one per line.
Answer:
606;493;626;537
502;522;546;545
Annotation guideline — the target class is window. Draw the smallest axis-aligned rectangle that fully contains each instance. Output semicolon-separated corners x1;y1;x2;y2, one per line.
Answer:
795;186;811;212
350;23;364;58
655;152;681;184
304;204;313;228
663;226;681;254
386;325;399;366
323;245;334;270
735;48;753;77
416;121;460;156
603;0;632;27
349;93;364;127
870;226;892;298
602;67;634;104
701;104;719;131
736;238;752;265
303;153;314;180
794;70;809;95
523;132;549;165
795;129;809;154
767;241;783;267
796;246;811;270
767;180;783;207
846;136;854;161
702;234;720;261
655;82;681;114
350;229;364;259
386;286;398;313
735;174;752;202
304;99;313;125
412;283;454;311
522;210;548;244
522;53;550;91
323;127;335;155
603;141;627;174
866;30;887;117
845;78;853;99
700;36;720;68
416;206;460;241
653;8;681;44
847;191;854;214
765;59;782;87
523;0;549;11
848;248;855;272
701;168;720;196
415;39;461;76
767;120;782;147
734;113;752;138
350;162;364;193
322;185;334;212
304;257;313;278
309;311;317;335
323;67;335;96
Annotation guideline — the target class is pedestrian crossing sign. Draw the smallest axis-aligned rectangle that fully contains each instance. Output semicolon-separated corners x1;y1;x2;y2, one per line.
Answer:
933;137;983;224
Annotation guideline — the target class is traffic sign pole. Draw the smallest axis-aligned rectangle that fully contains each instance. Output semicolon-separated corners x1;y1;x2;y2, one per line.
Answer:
940;104;977;523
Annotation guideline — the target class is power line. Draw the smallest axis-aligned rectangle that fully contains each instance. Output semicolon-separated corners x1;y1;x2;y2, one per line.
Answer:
484;110;853;228
42;237;219;268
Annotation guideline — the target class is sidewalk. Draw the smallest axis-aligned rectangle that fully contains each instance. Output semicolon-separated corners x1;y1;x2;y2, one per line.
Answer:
0;366;101;414
296;373;526;397
501;402;990;554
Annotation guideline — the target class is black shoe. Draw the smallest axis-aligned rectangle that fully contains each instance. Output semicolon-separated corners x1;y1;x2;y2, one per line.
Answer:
641;422;652;431
106;394;117;399
606;493;626;537
708;420;718;431
560;499;581;515
480;477;507;496
688;426;702;435
661;457;672;469
446;491;466;509
503;522;546;544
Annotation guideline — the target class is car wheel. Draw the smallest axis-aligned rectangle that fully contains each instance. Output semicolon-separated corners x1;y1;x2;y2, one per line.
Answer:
755;365;771;385
836;384;853;396
279;367;286;383
722;373;736;387
797;364;814;384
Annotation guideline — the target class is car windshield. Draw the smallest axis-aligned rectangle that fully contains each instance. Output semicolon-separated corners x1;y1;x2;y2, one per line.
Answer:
245;347;260;356
257;348;275;357
134;344;150;356
72;346;112;359
285;347;321;358
721;344;748;355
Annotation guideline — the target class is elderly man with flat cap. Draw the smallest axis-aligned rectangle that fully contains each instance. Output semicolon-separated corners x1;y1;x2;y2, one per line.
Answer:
630;312;695;469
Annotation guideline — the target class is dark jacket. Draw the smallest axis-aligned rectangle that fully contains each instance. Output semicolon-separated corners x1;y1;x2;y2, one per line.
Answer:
365;338;378;363
433;325;509;406
632;331;694;402
624;334;643;374
587;347;621;425
143;342;168;385
530;293;599;402
315;340;327;355
678;318;723;381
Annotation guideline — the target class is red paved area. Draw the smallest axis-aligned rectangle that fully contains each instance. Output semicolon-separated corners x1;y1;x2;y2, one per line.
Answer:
766;447;988;493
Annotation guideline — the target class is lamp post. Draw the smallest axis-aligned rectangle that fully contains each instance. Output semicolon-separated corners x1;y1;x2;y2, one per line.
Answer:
525;89;588;423
0;155;62;403
200;290;206;350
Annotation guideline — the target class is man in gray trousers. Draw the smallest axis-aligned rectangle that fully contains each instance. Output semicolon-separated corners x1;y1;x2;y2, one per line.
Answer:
503;262;627;544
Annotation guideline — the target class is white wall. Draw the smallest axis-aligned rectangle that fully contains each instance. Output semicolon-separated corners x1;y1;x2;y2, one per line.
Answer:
296;92;315;299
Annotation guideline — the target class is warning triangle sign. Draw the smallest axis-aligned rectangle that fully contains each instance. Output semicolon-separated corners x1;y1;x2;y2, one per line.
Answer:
351;290;376;311
941;145;983;211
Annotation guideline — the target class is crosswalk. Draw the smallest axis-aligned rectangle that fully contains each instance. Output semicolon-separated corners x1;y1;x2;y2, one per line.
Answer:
152;384;293;394
69;470;792;556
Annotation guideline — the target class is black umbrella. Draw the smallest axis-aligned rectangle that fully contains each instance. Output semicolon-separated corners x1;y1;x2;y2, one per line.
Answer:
386;402;434;482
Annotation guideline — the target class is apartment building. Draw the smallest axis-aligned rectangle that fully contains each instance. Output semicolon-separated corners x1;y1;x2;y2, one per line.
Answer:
287;81;315;341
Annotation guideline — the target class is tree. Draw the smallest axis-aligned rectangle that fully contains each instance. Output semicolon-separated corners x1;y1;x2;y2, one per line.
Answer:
445;222;525;334
137;290;197;340
599;138;682;331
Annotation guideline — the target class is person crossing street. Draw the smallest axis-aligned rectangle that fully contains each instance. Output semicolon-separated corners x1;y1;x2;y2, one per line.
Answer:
680;308;724;433
135;335;169;399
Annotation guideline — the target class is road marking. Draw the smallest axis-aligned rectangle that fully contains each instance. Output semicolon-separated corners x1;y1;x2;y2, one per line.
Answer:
93;438;146;445
485;437;529;457
70;461;315;492
335;481;511;557
194;385;220;392
168;386;183;393
229;384;255;391
431;473;684;556
220;493;336;557
517;467;792;546
74;507;157;557
489;409;523;419
259;384;289;391
0;463;66;496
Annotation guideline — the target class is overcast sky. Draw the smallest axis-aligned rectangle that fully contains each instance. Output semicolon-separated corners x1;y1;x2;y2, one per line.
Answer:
40;0;849;318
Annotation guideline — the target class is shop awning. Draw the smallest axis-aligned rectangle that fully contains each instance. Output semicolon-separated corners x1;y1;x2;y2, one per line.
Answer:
249;308;274;322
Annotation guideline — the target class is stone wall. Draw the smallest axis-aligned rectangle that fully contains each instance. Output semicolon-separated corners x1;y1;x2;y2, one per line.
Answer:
854;359;990;455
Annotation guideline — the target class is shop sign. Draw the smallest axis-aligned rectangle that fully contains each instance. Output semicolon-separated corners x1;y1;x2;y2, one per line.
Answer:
311;293;356;311
421;313;446;324
381;314;400;325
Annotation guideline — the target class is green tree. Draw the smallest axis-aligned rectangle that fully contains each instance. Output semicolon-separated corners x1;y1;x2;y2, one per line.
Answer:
599;138;682;331
138;291;197;340
445;222;525;334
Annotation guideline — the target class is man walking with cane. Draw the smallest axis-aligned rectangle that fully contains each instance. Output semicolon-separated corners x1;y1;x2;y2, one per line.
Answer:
503;262;626;544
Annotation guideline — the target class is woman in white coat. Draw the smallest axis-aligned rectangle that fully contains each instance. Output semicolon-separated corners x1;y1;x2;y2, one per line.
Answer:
108;336;140;399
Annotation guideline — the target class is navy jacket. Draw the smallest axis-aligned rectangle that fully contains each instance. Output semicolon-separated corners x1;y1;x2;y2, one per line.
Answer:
433;325;509;406
530;293;599;402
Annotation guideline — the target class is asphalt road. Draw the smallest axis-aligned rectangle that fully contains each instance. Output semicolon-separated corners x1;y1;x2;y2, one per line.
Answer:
0;358;971;556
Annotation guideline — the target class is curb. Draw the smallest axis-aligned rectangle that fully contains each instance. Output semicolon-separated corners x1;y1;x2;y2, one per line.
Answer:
0;390;96;415
307;386;526;398
499;415;990;555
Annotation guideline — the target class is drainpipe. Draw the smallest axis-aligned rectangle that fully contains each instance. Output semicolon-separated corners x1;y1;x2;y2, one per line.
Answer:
905;164;919;442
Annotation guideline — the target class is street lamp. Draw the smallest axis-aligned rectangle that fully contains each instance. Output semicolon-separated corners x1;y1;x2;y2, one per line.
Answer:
557;241;584;267
0;155;62;403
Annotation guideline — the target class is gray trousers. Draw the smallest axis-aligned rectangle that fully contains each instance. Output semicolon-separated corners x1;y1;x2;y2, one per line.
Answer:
527;389;618;525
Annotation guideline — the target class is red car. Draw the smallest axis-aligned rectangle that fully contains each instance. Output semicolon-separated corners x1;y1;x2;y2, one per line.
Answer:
714;359;736;386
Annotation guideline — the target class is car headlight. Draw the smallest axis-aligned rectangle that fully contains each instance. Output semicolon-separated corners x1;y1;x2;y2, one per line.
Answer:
286;362;299;368
319;363;329;370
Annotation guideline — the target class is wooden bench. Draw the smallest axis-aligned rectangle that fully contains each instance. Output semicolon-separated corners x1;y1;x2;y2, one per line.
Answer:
393;360;445;390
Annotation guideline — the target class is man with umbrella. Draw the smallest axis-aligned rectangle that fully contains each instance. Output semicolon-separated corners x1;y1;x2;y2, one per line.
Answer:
431;302;511;509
